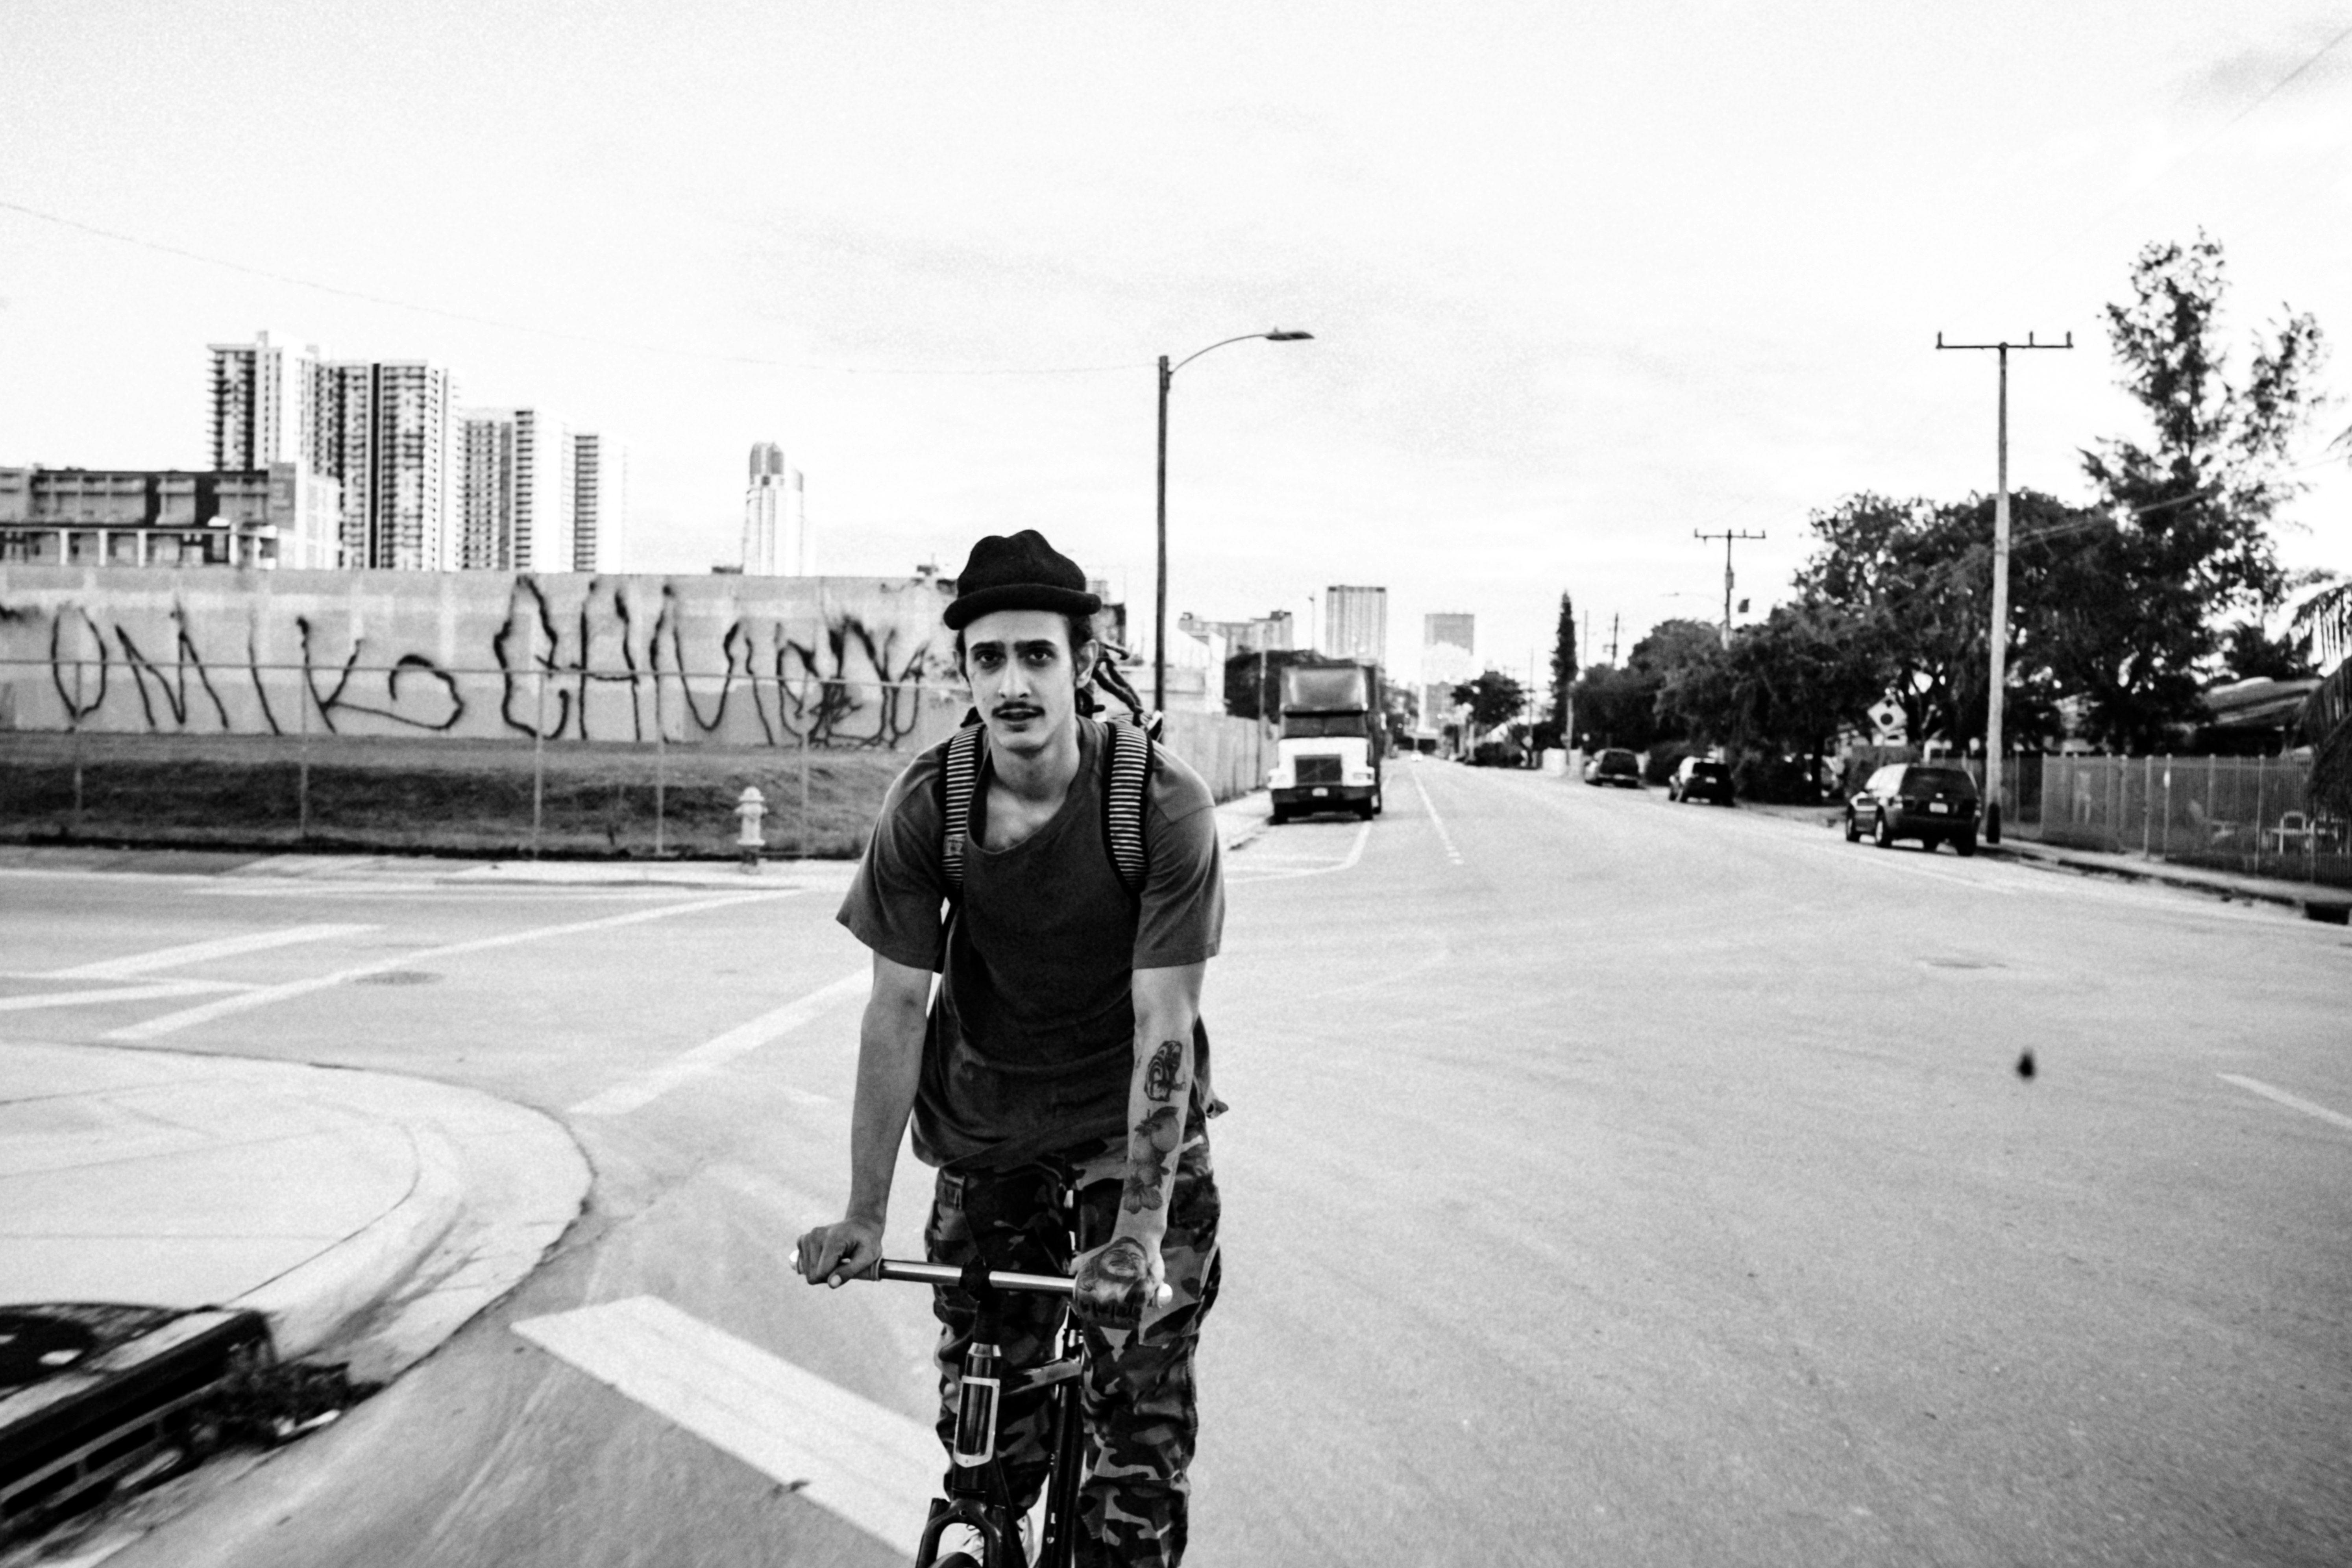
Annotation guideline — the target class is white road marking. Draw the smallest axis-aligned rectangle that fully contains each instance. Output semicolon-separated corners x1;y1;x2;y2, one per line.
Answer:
103;891;797;1042
2218;1074;2352;1133
512;1295;935;1553
1412;771;1464;865
0;980;244;1013
569;968;870;1116
1228;819;1372;884
41;923;377;980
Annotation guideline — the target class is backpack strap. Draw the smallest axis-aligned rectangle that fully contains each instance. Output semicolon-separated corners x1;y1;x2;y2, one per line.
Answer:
1101;718;1152;901
939;721;985;901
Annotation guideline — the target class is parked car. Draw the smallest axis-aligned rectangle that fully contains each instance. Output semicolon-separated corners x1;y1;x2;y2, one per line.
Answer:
1668;756;1736;805
1582;748;1642;788
1844;763;1981;854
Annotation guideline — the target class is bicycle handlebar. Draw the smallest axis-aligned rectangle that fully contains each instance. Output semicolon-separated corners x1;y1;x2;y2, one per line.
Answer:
793;1253;1076;1297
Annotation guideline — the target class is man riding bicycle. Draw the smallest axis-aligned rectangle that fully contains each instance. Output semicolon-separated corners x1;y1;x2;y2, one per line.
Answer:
797;529;1226;1568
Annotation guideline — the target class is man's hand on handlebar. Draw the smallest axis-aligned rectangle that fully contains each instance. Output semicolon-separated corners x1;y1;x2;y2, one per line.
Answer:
1070;1235;1173;1328
795;1218;882;1287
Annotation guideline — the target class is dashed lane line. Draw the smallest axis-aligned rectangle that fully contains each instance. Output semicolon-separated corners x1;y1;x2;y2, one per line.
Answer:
1411;770;1464;865
513;1295;934;1554
569;968;870;1117
2218;1074;2352;1134
102;891;797;1043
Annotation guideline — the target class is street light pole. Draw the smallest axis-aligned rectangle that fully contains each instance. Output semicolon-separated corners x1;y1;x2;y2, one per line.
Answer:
1154;329;1313;712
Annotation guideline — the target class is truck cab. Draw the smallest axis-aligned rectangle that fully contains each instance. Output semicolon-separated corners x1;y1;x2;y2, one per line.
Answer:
1267;661;1383;823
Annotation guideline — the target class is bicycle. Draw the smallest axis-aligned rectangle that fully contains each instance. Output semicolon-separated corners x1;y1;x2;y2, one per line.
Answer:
796;1182;1163;1568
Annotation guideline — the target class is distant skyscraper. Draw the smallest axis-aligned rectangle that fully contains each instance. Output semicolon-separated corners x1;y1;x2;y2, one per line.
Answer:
742;442;809;575
307;359;458;569
206;331;314;471
1423;611;1475;686
572;432;628;572
455;407;572;571
1322;584;1388;664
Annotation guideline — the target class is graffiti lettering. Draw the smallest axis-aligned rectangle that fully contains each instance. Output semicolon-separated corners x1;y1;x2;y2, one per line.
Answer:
0;571;954;749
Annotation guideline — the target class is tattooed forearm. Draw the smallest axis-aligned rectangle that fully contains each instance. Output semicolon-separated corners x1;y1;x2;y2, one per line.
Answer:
1143;1039;1186;1102
1119;1104;1183;1214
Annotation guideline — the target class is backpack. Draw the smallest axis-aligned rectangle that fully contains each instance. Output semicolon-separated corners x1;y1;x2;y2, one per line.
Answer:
938;716;1155;904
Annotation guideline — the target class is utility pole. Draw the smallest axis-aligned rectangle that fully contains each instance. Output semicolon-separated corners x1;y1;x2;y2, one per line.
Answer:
1693;529;1766;648
1936;329;2073;845
1608;612;1620;667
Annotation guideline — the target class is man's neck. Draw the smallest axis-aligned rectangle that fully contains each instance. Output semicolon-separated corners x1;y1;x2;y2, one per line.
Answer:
990;715;1086;805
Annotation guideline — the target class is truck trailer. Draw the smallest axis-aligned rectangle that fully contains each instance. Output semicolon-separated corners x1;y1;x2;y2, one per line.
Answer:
1267;660;1383;823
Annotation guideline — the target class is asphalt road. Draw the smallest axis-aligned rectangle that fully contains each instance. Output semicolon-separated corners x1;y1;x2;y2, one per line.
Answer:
5;758;2347;1567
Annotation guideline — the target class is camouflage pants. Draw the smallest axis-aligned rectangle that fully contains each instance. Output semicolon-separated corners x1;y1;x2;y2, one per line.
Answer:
925;1139;1221;1568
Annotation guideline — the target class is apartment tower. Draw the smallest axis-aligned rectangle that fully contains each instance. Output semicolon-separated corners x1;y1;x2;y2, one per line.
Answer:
1322;584;1389;664
742;442;809;575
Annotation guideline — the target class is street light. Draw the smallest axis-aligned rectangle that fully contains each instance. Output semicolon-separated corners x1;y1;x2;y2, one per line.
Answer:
1155;329;1314;712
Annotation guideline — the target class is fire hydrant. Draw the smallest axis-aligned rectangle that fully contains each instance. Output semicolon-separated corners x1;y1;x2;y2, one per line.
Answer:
733;785;767;873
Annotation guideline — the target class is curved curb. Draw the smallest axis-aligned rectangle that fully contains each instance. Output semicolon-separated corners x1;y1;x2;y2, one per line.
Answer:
230;1123;466;1363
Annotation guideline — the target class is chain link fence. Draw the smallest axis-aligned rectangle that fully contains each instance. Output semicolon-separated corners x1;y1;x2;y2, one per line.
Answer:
0;660;1266;860
2024;752;2347;888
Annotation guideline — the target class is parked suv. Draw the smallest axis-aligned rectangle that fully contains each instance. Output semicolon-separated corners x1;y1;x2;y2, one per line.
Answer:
1844;763;1981;854
1582;748;1642;788
1668;756;1736;805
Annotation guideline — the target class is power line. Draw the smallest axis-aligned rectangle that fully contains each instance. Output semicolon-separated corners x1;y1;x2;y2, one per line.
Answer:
1946;18;2352;319
0;196;1146;377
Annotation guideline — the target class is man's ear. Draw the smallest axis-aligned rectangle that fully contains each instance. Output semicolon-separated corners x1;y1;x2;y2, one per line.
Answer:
1074;639;1101;685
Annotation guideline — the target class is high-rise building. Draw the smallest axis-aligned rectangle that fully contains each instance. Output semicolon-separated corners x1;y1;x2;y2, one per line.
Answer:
455;407;573;571
742;442;809;575
306;360;458;570
206;331;315;471
1423;611;1476;687
572;432;628;572
1322;584;1388;664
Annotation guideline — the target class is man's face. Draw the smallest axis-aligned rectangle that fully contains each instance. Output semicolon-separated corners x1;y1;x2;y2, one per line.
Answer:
962;608;1096;758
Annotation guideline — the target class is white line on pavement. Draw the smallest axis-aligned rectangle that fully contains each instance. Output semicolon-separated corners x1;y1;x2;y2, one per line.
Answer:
1413;771;1464;865
1228;819;1372;884
43;923;377;980
512;1295;935;1553
102;891;797;1043
2217;1073;2352;1133
0;980;242;1014
569;968;870;1117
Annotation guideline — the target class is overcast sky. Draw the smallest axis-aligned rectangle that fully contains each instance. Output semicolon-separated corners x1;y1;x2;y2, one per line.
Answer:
3;0;2348;681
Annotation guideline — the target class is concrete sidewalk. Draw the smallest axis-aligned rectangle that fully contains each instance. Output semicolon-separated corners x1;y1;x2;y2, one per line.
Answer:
0;1042;588;1383
1;788;1278;892
1749;801;2352;922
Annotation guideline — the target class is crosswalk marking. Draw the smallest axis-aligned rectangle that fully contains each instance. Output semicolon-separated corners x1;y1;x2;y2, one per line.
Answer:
512;1295;936;1553
42;923;377;980
105;892;793;1042
569;968;870;1117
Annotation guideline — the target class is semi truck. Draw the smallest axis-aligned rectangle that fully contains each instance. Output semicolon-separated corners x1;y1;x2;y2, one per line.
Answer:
1266;659;1383;824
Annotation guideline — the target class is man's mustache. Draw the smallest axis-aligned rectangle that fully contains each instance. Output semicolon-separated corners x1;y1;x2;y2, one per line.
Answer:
991;703;1045;719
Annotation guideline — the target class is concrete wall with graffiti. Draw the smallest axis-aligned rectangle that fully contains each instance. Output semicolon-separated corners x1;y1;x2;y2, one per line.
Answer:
0;566;967;748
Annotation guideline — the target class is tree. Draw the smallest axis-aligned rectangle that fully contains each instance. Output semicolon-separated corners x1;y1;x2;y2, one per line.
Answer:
1550;593;1577;742
1451;669;1526;732
2073;233;2328;748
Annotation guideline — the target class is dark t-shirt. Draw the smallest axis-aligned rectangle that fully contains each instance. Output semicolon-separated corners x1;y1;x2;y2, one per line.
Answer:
838;717;1225;1168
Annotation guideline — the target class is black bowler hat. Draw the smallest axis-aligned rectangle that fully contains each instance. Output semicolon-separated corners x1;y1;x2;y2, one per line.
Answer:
943;530;1102;630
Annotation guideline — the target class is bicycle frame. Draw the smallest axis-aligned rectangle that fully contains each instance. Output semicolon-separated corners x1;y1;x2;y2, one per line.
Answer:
889;1256;1085;1568
821;1172;1102;1568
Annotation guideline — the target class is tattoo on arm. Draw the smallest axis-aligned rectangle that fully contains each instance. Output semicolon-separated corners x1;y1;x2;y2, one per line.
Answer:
1143;1039;1185;1103
1120;1104;1183;1214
